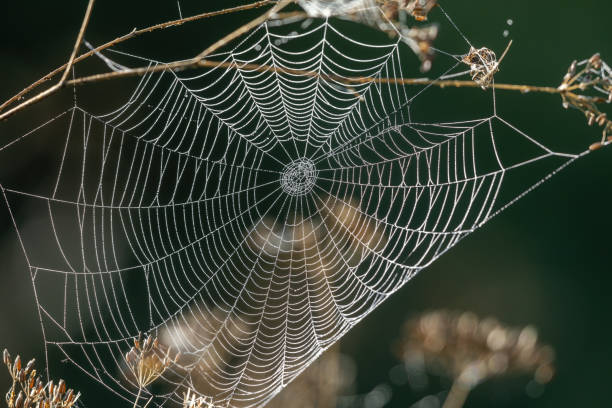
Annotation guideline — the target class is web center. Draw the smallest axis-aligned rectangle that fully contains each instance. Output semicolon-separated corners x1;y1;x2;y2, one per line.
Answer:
280;158;317;197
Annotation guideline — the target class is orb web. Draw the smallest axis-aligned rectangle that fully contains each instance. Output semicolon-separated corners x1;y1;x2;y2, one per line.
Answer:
280;159;317;196
0;3;595;408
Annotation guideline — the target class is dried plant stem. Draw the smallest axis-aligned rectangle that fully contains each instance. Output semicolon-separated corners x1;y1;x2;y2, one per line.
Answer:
60;0;96;84
133;387;143;408
442;380;471;408
0;0;276;120
62;57;566;96
0;0;95;121
0;0;586;122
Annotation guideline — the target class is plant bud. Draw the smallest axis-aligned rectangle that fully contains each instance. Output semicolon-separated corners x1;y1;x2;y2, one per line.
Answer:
14;355;21;372
24;359;35;375
589;53;602;69
597;114;607;126
3;349;10;366
568;60;577;76
15;391;24;408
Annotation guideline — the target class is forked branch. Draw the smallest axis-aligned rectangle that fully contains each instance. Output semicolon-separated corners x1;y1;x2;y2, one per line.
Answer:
0;0;277;120
0;0;96;121
1;0;610;148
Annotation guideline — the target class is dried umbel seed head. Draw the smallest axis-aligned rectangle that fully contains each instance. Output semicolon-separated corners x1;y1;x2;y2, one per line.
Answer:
125;333;180;389
396;311;555;390
559;53;612;144
3;350;80;408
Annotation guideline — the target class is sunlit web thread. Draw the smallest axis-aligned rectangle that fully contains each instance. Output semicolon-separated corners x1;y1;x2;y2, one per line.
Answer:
0;4;595;408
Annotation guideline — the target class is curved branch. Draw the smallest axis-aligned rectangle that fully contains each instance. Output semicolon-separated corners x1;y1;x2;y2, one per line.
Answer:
0;0;276;120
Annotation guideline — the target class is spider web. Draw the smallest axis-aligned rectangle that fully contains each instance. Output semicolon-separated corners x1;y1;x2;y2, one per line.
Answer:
0;3;593;408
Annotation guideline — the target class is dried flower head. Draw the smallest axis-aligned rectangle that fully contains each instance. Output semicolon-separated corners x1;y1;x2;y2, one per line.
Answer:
403;0;439;21
401;24;439;72
462;46;500;90
297;0;439;72
125;334;180;389
396;311;555;390
558;53;612;147
183;389;214;408
3;349;80;408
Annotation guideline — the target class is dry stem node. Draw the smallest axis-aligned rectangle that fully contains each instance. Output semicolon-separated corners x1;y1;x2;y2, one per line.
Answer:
3;349;80;408
558;53;612;148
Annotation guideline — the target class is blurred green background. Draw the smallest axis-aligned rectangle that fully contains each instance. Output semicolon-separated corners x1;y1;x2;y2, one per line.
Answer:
0;1;610;407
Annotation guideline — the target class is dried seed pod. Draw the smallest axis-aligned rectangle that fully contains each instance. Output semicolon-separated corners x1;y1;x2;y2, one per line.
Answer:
24;359;35;375
587;112;596;126
589;53;602;69
144;335;153;350
597;113;607;126
58;379;66;394
15;391;24;408
3;349;10;366
568;60;577;76
13;355;21;373
589;142;603;151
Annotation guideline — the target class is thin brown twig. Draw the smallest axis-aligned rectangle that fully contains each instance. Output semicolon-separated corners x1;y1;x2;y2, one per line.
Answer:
60;0;96;84
63;57;565;96
0;0;583;123
0;0;96;121
0;0;275;118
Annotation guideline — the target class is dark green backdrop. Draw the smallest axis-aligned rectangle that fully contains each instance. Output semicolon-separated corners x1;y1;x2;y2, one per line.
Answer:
0;1;610;407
